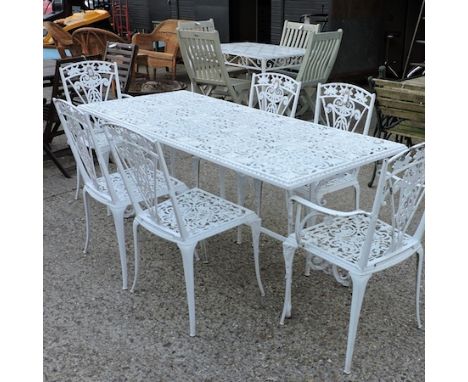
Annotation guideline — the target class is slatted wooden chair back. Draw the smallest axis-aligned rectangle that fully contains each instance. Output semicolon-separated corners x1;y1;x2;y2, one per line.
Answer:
103;42;138;93
72;27;126;57
296;29;343;86
279;20;320;49
314;82;376;135
43;21;82;58
177;29;238;99
371;77;425;140
177;19;215;32
248;72;301;117
59;60;122;105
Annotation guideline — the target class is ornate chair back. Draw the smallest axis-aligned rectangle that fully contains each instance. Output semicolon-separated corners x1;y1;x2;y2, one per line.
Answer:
314;82;376;134
104;125;190;240
360;143;425;270
53;99;117;202
248;72;301;117
279;20;320;49
59;60;123;104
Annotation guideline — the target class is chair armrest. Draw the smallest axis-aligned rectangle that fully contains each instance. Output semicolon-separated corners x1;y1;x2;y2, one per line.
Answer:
290;195;363;218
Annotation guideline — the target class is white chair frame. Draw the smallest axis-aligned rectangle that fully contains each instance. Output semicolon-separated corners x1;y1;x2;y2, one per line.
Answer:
280;143;425;374
104;124;265;337
53;99;187;290
177;19;215;32
59;60;131;200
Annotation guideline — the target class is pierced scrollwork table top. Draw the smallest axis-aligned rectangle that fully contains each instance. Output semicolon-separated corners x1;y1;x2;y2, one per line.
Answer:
79;91;406;190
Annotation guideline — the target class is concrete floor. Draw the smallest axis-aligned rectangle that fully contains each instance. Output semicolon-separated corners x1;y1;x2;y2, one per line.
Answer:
43;65;424;381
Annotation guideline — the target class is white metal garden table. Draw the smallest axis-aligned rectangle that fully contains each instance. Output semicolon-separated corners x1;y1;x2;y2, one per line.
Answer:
221;42;305;72
79;91;406;241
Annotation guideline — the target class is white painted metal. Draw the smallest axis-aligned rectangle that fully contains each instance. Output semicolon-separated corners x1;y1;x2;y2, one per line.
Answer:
221;42;305;72
279;20;320;49
79;91;406;239
104;124;264;337
59;60;129;200
248;72;301;117
53;99;187;289
280;143;425;374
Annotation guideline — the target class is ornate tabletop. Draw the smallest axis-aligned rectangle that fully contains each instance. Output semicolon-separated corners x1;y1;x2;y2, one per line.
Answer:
79;91;406;191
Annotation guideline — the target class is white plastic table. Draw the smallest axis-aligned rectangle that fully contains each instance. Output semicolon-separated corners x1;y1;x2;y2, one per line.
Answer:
79;91;406;241
221;42;305;72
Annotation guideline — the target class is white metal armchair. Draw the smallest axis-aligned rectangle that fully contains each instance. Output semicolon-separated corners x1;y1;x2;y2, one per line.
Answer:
53;99;187;290
104;124;265;337
280;143;425;374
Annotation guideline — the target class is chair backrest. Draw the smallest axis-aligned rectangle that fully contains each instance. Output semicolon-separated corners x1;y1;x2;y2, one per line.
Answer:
132;19;180;54
43;21;82;58
177;29;233;90
358;142;425;269
248;72;301;117
296;29;343;85
104;124;190;240
72;27;126;56
53;99;117;202
59;60;122;104
103;41;138;93
177;19;215;32
313;82;376;135
279;20;320;49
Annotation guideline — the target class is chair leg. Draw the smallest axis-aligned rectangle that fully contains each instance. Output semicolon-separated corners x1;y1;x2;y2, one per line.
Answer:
416;247;424;329
83;188;92;254
75;166;81;200
236;174;247;244
178;242;198;337
131;219;141;292
43;143;71;178
249;219;265;296
191;156;200;188
344;273;371;374
111;207;128;290
280;242;296;324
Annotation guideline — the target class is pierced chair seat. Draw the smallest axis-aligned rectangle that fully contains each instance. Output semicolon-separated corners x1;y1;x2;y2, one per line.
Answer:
138;188;255;240
299;214;419;271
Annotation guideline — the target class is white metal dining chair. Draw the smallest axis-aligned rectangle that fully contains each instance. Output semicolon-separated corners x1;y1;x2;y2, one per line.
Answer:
301;82;376;209
59;60;130;200
235;72;302;242
53;99;187;290
280;143;425;374
279;20;320;50
104;124;265;337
